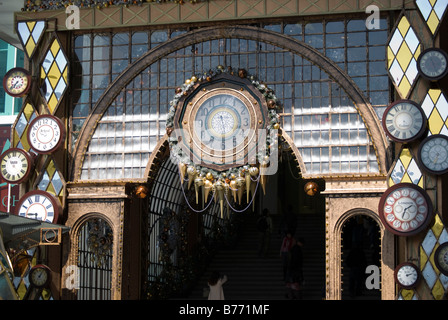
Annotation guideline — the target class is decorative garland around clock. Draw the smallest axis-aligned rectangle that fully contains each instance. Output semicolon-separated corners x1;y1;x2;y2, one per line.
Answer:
166;65;281;216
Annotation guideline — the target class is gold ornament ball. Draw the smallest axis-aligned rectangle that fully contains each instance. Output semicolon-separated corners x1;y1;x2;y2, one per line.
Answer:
135;185;149;198
304;181;319;196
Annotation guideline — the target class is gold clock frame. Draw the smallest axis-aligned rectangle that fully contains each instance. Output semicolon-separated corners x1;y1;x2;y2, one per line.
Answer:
173;73;268;171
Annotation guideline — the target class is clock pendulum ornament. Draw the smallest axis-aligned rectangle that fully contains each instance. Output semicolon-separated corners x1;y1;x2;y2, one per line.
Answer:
434;242;448;276
417;48;448;81
15;190;61;223
382;100;427;143
394;262;421;289
27;114;66;154
2;67;32;98
378;183;433;236
417;134;448;175
0;148;34;184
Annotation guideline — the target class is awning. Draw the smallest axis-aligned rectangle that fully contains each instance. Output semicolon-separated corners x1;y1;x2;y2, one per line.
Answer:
0;211;70;250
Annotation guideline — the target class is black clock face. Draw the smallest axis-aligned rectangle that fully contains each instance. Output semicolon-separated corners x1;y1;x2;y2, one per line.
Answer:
418;134;448;175
382;100;426;143
417;48;448;81
379;183;433;236
2;68;31;98
394;262;420;289
0;148;33;184
434;242;448;276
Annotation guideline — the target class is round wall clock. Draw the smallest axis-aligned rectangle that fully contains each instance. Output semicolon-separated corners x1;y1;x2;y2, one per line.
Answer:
394;262;421;289
417;48;448;81
29;264;52;288
382;100;426;143
417;134;448;175
378;183;433;236
15;190;61;223
0;148;34;184
434;242;448;276
2;67;32;97
27;114;65;154
173;73;268;171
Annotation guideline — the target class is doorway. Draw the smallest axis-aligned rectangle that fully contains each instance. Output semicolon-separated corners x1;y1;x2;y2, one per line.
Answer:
341;214;381;300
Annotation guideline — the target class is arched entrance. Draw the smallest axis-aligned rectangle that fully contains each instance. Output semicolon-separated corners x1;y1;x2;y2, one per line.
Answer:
341;214;381;300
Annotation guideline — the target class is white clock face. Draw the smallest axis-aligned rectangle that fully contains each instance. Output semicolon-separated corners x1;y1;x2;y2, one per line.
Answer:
28;116;63;153
418;49;448;80
419;135;448;174
383;101;425;142
17;193;56;223
380;184;431;235
0;149;30;183
194;93;251;151
31;268;48;286
397;264;418;287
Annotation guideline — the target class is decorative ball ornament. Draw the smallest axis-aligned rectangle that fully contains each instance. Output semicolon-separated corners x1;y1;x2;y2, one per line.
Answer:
304;181;319;196
135;185;149;198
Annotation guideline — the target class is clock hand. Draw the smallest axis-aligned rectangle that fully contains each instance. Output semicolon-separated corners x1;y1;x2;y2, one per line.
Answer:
402;205;413;219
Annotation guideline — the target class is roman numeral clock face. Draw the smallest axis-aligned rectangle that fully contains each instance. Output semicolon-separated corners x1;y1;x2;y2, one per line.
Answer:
0;148;33;184
382;100;426;143
15;190;60;224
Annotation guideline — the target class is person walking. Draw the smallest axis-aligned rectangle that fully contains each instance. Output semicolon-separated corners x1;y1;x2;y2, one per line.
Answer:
280;231;294;280
207;271;228;300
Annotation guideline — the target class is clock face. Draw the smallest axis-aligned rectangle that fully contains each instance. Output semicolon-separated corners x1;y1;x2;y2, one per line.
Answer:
2;68;31;97
418;134;448;175
394;262;420;289
174;74;267;171
29;264;51;288
193;93;251;151
379;183;433;236
434;243;448;276
0;148;33;184
15;190;60;223
27;115;65;154
417;48;448;81
382;100;426;143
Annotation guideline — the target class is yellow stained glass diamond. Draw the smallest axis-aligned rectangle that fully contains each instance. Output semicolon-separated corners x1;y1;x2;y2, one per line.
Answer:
416;0;448;36
16;20;46;58
387;14;421;98
40;37;69;114
388;147;423;187
421;88;448;136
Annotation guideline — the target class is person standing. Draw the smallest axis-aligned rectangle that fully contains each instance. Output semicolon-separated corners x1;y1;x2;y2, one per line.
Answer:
257;208;273;257
207;271;228;300
287;237;305;299
280;231;294;280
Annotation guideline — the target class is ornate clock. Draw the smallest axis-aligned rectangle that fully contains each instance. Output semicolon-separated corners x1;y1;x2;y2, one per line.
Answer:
434;242;448;276
27;114;65;154
394;262;421;289
15;190;61;223
382;100;426;143
0;148;34;184
2;67;32;98
378;183;433;236
173;73;268;171
29;264;52;288
417;134;448;175
417;48;448;81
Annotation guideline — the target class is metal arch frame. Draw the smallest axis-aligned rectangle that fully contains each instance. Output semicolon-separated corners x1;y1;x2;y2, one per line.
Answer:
70;25;389;181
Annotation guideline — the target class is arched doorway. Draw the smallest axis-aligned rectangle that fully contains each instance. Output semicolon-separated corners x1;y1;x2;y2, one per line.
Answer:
341;214;381;300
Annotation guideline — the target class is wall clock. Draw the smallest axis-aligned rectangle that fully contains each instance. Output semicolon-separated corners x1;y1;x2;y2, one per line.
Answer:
2;67;32;97
378;183;433;236
173;73;268;171
0;148;34;184
417;48;448;81
434;242;448;276
382;100;426;143
15;190;61;223
28;264;51;288
417;134;448;175
394;262;421;289
27;114;65;154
